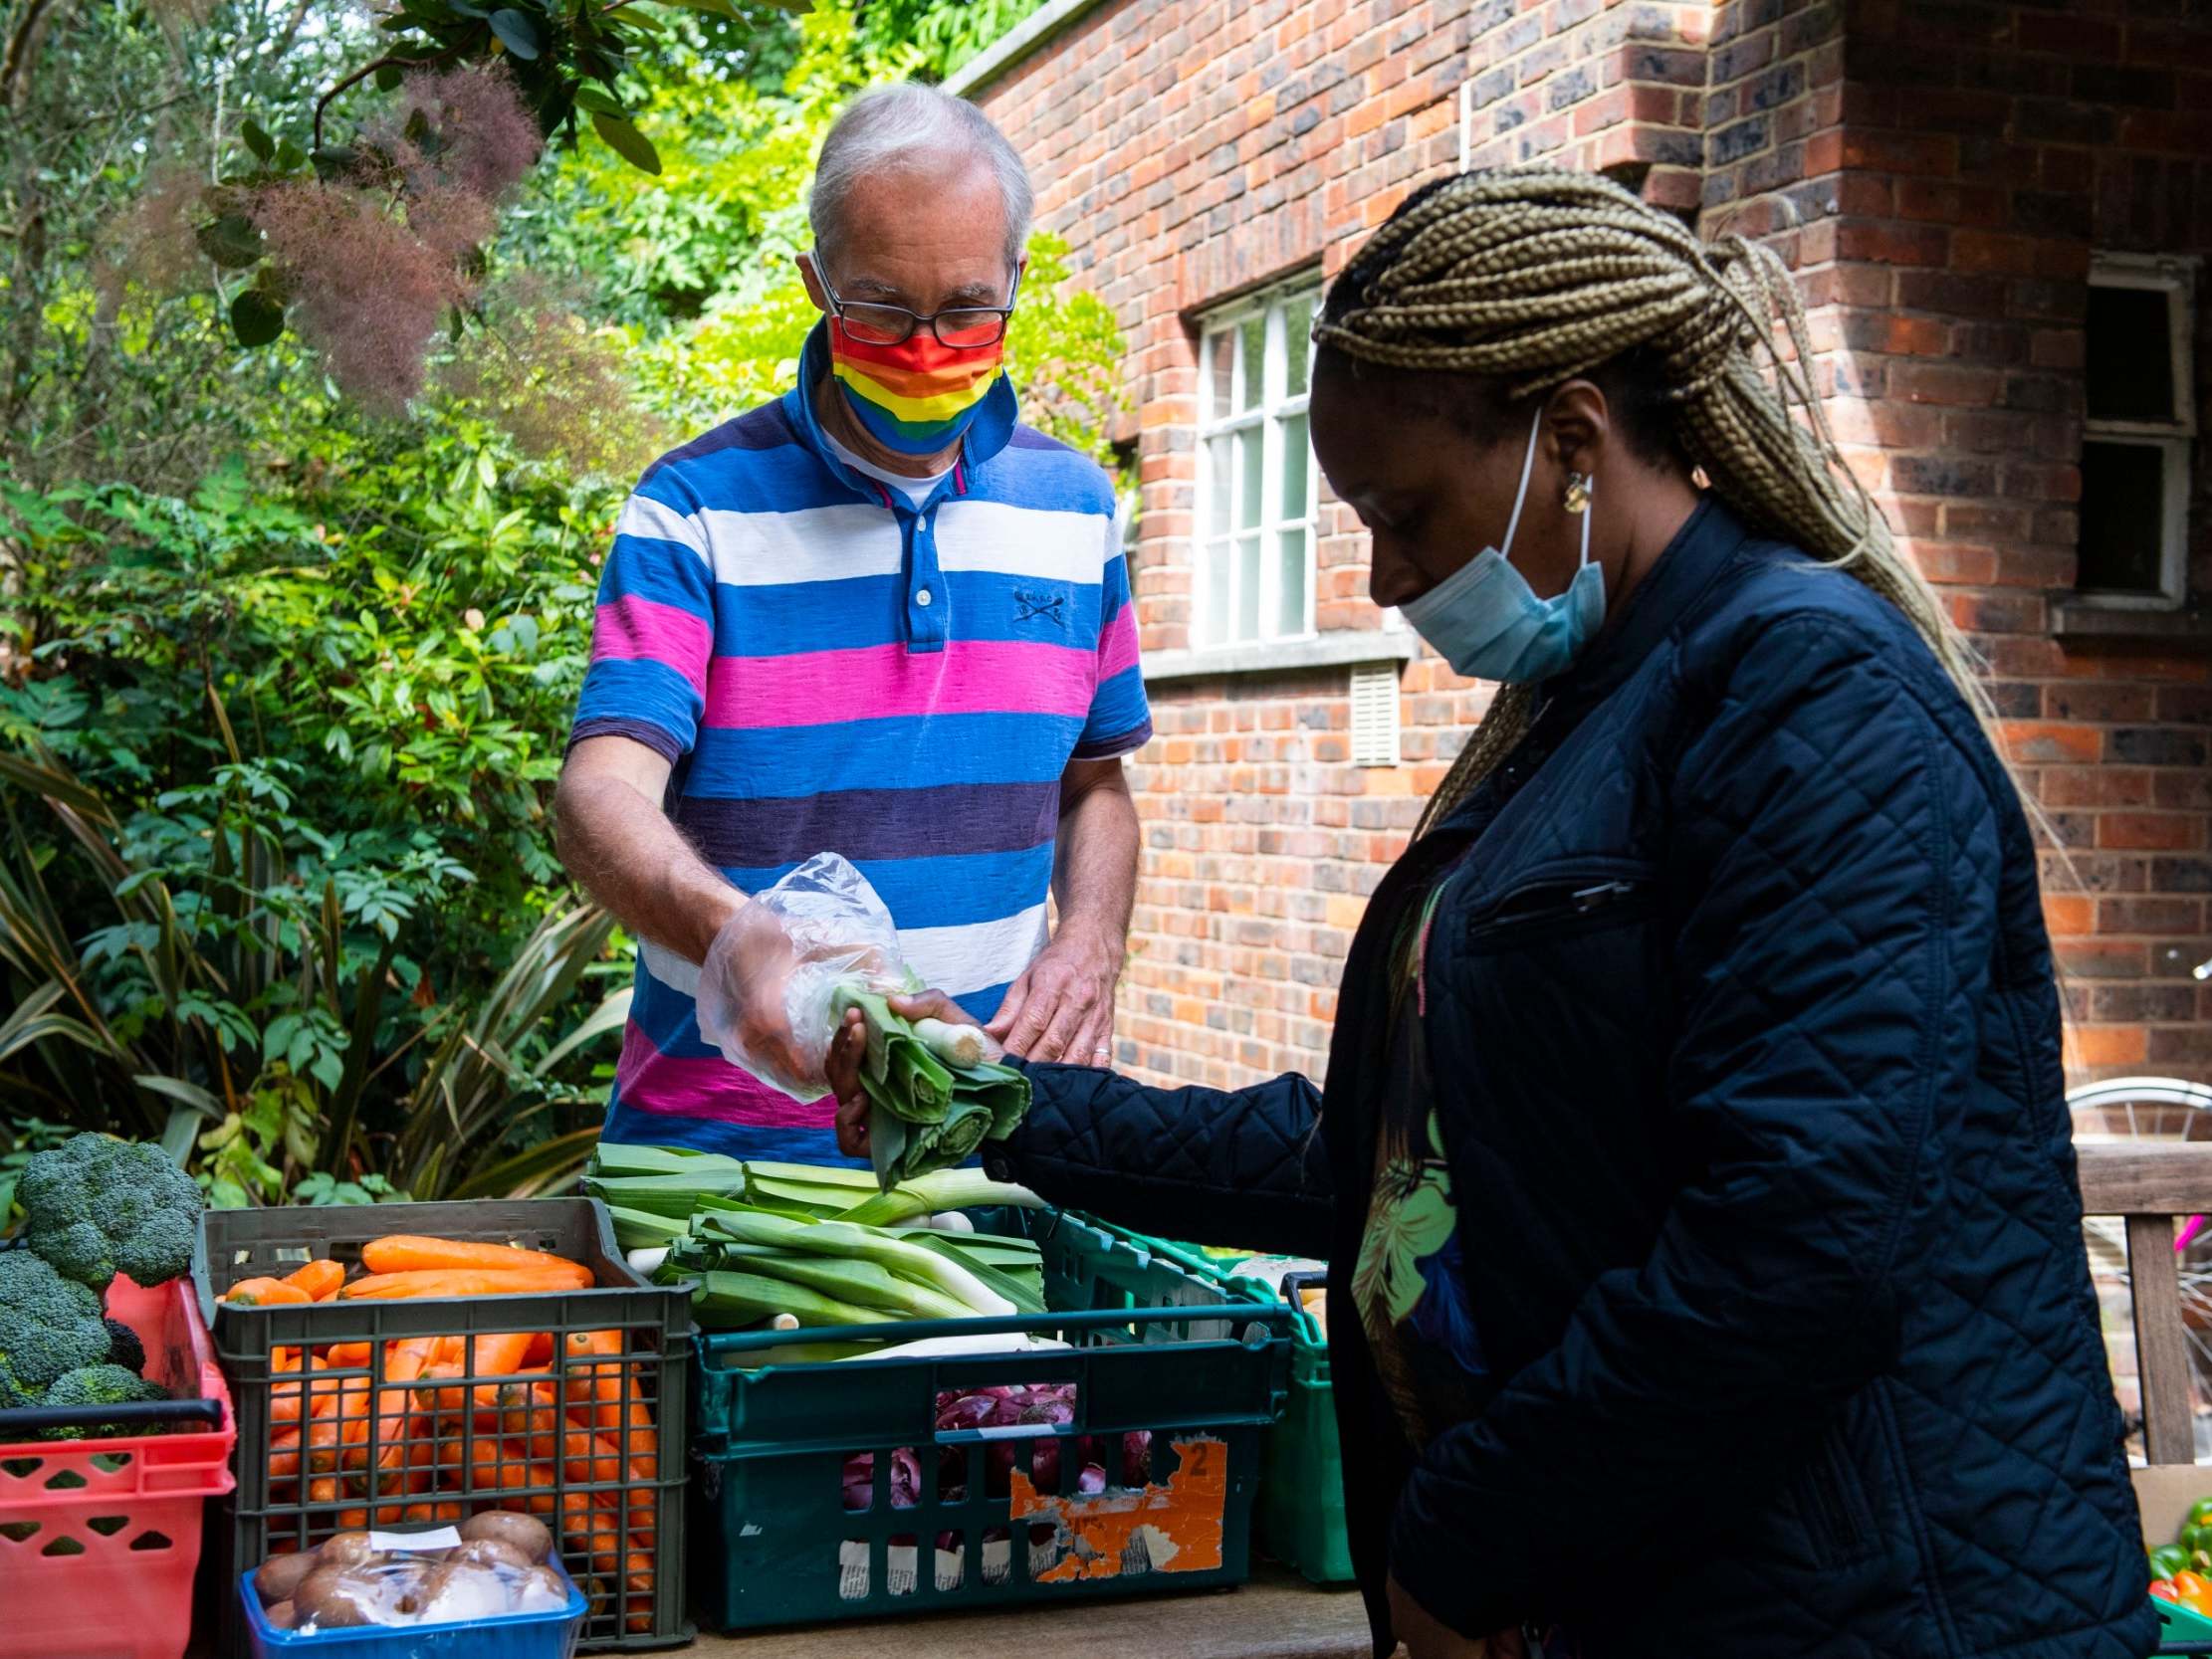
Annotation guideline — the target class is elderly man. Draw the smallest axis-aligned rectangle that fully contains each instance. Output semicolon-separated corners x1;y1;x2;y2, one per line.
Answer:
554;84;1148;1163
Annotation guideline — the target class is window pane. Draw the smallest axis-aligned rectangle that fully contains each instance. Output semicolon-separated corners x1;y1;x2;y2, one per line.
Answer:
1280;414;1309;520
2086;286;2176;424
1207;331;1233;423
1240;313;1266;411
1236;534;1262;640
1238;427;1264;529
1207;435;1233;535
1277;527;1308;637
1203;540;1232;646
2077;440;2169;594
1284;295;1315;397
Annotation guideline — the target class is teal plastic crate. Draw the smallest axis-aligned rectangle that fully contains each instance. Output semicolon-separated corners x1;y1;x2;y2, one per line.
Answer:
2162;1592;2212;1655
686;1208;1291;1631
1090;1228;1352;1585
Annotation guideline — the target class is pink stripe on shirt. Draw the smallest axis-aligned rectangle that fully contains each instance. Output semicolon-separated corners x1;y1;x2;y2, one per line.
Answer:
592;595;712;695
703;638;1096;729
613;1025;835;1128
1097;604;1142;681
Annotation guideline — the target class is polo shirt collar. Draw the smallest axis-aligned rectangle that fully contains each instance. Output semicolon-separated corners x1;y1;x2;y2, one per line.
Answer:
783;320;1019;511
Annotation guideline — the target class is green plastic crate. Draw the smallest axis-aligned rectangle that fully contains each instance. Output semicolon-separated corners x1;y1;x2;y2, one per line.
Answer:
193;1197;692;1655
2162;1592;2212;1655
686;1208;1291;1631
1091;1228;1352;1585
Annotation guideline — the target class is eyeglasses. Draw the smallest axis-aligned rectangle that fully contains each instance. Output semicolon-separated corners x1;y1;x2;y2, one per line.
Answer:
819;268;1022;349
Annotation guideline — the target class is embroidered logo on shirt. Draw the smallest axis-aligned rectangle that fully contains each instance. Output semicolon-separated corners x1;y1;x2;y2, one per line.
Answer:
1013;588;1067;628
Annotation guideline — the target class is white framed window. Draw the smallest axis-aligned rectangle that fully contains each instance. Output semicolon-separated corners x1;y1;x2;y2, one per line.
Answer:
2079;252;2198;610
1196;281;1320;648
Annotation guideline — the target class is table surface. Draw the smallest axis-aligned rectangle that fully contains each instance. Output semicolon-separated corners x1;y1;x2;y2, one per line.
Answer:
686;1563;1373;1659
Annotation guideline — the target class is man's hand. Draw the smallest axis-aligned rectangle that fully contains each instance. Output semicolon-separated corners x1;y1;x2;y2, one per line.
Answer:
1386;1575;1524;1659
987;923;1120;1065
831;989;996;1157
696;903;820;1093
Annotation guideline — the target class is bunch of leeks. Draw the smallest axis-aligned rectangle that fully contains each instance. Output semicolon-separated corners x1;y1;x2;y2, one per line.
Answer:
584;1144;1041;1245
829;986;1030;1189
583;1145;1051;1346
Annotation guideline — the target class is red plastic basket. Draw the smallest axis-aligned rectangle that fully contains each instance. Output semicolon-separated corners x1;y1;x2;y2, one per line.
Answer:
0;1273;237;1659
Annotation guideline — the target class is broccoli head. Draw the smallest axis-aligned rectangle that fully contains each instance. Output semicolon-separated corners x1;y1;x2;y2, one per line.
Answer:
103;1317;145;1376
39;1362;169;1438
0;1249;111;1398
21;1134;203;1290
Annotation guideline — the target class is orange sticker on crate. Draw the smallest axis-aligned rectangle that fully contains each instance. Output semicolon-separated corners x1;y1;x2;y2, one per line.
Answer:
1007;1435;1227;1581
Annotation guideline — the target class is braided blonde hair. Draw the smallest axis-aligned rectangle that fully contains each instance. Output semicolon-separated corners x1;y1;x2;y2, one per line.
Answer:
1313;167;1998;840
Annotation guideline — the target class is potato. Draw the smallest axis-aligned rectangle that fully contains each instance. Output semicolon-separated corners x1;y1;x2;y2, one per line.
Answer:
451;1537;535;1575
254;1549;319;1607
459;1510;553;1563
316;1531;383;1570
292;1566;383;1630
264;1600;297;1631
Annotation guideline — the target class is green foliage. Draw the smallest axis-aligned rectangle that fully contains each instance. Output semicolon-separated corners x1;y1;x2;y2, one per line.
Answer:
856;0;1053;77
0;0;1125;1208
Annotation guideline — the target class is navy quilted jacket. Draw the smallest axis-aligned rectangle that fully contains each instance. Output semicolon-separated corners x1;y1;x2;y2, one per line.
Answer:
990;501;2152;1659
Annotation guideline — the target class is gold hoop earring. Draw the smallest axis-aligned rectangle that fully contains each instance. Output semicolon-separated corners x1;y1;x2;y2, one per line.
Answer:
1563;473;1592;515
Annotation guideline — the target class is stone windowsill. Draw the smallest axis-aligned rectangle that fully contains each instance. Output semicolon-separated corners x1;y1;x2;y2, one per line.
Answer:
1140;630;1421;685
2051;601;2212;647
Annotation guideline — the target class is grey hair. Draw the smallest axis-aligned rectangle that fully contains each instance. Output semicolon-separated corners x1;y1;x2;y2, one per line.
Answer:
809;83;1035;274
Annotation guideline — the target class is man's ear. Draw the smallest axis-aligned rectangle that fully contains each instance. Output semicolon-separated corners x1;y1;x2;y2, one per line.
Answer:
797;252;829;313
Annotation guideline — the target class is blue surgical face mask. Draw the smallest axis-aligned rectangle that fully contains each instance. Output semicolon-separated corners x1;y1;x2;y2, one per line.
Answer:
1398;404;1606;685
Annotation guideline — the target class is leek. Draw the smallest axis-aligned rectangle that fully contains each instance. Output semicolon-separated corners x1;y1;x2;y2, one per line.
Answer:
672;1267;905;1330
693;1207;1016;1318
831;986;1032;1189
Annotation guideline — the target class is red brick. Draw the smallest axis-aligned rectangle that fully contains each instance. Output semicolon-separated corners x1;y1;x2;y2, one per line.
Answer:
2001;723;2103;764
2101;814;2207;852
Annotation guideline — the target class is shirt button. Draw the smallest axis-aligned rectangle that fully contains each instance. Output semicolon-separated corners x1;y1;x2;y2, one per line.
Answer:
916;588;933;607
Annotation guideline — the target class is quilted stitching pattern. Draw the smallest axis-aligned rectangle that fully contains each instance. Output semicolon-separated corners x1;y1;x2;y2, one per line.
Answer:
998;508;2153;1659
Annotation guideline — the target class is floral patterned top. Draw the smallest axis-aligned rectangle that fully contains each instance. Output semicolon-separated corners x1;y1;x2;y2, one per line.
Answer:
1352;878;1486;1448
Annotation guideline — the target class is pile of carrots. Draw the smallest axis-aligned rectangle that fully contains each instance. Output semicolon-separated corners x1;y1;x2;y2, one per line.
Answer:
222;1234;659;1634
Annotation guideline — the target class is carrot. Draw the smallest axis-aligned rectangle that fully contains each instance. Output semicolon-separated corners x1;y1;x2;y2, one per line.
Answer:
308;1476;340;1506
340;1268;583;1300
360;1235;592;1286
283;1260;345;1301
522;1330;554;1367
223;1277;312;1306
466;1436;560;1519
269;1426;302;1482
561;1331;624;1432
321;1342;372;1369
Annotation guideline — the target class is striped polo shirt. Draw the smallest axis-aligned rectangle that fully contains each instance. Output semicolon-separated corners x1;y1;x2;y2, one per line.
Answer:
570;322;1151;1163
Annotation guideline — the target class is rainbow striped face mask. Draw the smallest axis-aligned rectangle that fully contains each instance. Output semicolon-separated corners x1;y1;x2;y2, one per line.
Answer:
827;317;1008;457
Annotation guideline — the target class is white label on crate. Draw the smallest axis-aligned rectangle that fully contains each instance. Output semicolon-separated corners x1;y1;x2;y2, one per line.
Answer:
886;1544;917;1596
369;1526;461;1553
837;1540;869;1601
981;1535;1010;1586
935;1547;963;1592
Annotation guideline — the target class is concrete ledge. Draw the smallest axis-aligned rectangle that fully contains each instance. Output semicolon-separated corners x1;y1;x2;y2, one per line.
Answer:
943;0;1111;98
1140;631;1422;686
2052;602;2212;647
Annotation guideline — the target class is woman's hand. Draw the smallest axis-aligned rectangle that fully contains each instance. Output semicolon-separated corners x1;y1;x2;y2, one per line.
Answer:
1387;1575;1525;1659
829;989;995;1158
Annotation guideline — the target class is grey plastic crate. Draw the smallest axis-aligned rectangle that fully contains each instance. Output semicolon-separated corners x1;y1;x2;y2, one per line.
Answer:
194;1197;691;1653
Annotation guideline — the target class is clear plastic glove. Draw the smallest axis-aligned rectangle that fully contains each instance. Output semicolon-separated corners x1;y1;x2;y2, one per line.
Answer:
694;852;906;1100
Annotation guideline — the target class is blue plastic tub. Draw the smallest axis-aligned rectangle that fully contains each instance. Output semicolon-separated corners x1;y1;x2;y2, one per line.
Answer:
238;1557;588;1659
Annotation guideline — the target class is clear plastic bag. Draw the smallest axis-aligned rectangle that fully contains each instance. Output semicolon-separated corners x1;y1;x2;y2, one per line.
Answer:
694;852;911;1101
250;1513;579;1641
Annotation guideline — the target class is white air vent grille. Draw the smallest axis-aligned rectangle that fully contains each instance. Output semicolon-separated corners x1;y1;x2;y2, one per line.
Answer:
1349;664;1401;768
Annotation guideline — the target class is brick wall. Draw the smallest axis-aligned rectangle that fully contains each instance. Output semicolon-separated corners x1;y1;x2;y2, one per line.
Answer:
971;0;2211;1092
1691;0;2212;1082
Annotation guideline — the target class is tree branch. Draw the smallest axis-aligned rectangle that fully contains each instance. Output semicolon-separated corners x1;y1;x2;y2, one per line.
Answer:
0;0;63;111
311;40;466;155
